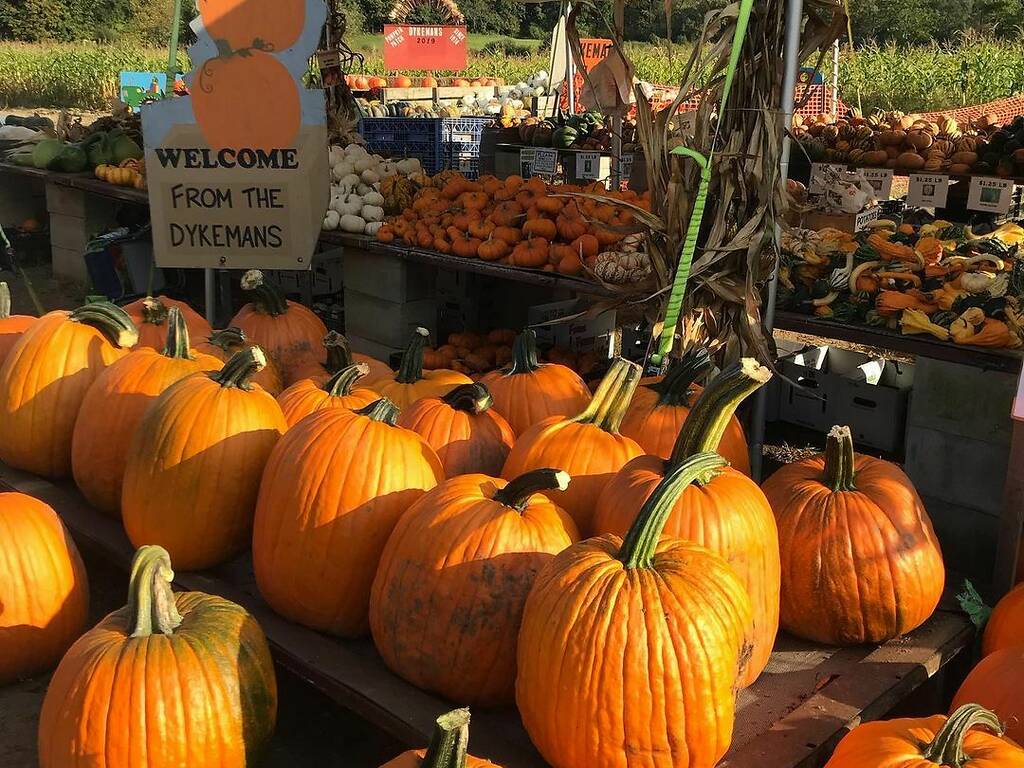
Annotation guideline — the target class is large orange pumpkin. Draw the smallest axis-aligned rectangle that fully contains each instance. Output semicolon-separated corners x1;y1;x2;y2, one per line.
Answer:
0;301;138;477
229;269;328;382
983;583;1024;657
517;452;753;768
287;330;393;387
72;308;223;516
38;545;277;768
197;0;305;52
122;295;212;351
196;326;285;395
480;329;591;435
370;327;472;409
122;347;287;570
253;398;443;636
0;281;35;367
761;425;945;645
952;650;1024;744
380;709;501;768
0;493;88;686
370;469;578;705
592;358;778;687
277;362;377;428
501;357;644;533
824;704;1024;768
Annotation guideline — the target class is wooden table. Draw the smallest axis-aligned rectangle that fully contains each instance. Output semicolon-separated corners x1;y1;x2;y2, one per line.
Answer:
0;462;973;768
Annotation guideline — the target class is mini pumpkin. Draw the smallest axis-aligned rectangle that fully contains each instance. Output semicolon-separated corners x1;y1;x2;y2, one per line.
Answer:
0;281;35;366
380;708;501;768
370;327;472;410
122;295;212;351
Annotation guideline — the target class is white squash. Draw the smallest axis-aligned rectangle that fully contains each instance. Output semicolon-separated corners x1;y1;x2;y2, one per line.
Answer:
396;157;421;174
323;210;341;231
361;204;385;222
364;221;383;236
356;183;374;196
362;190;385;207
353;155;378;173
335;193;364;216
339;173;361;191
361;168;381;185
340;214;366;233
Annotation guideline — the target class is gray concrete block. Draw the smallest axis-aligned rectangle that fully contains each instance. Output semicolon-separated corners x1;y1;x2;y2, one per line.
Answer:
345;334;402;369
343;289;438;349
905;425;1009;515
51;245;89;283
921;493;998;586
49;213;89;253
907;357;1015;445
343;249;436;304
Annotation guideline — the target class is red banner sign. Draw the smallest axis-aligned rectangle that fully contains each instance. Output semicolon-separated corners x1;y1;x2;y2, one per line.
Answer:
580;38;613;71
383;25;468;72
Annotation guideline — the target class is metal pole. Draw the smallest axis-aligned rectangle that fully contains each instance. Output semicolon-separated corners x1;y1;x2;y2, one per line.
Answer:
204;268;217;326
166;0;184;96
831;39;840;119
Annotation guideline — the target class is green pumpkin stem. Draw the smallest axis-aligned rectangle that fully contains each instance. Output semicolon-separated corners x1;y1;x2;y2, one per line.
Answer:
619;452;727;569
210;345;266;390
443;383;493;414
140;297;169;326
922;704;1004;767
395;327;430;384
573;357;641;433
205;326;247;354
0;282;11;319
323;331;355;374
508;329;543;374
494;468;570;512
650;348;713;407
422;708;471;768
240;269;288;316
126;545;183;638
823;425;858;492
356;397;400;426
70;301;139;348
669;358;770;467
324;362;369;397
162;307;193;360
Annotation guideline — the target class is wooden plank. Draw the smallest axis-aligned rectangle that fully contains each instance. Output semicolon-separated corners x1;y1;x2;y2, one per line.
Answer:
1;163;148;205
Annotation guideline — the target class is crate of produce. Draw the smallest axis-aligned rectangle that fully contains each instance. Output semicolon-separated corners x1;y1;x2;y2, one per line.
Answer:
358;117;443;173
441;116;492;178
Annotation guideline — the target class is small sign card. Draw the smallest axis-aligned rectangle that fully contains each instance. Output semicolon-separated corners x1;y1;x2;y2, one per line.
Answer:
861;168;894;200
809;162;847;194
854;207;881;232
519;147;536;177
532;148;558;176
576;151;602;179
619;152;634;183
967;176;1014;214
907;173;950;209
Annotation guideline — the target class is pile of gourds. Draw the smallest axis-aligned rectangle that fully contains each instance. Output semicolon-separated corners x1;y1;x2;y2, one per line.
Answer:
94;157;146;189
322;143;425;235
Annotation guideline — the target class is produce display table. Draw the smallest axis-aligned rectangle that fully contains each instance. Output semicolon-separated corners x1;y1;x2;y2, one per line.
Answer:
0;462;974;768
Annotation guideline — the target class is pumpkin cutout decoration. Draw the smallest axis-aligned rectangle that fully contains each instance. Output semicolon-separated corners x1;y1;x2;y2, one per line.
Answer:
253;398;443;637
0;301;138;478
122;295;212;351
0;493;88;686
517;452;754;768
480;329;591;435
370;327;472;410
277;361;377;428
952;650;1024;744
370;469;578;706
0;281;35;366
593;358;779;687
38;545;277;768
983;583;1024;657
197;0;305;53
287;330;393;387
761;425;945;645
196;326;286;395
72;308;223;516
380;708;501;768
122;346;287;570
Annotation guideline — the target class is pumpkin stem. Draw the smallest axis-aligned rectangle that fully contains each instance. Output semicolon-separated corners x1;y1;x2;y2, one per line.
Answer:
356;397;400;426
421;708;471;768
669;358;770;467
922;704;1004;767
240;269;288;316
395;327;430;384
205;326;246;354
442;383;493;415
494;468;570;512
323;331;355;374
649;348;713;407
69;301;139;348
162;307;193;360
823;425;858;492
324;362;369;397
0;282;11;319
573;357;641;433
619;452;727;569
126;545;183;638
210;345;266;390
508;329;543;374
140;296;169;326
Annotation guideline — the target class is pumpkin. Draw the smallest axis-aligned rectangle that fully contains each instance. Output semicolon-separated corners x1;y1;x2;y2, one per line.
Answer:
824;704;1024;768
592;358;779;687
982;583;1024;657
38;545;277;768
230;269;329;383
286;330;393;386
0;493;88;686
370;327;472;409
195;326;285;395
501;357;644;533
370;469;578;705
380;708;501;768
0;301;138;478
620;348;751;474
277;362;378;428
253;398;443;636
952;650;1024;743
517;452;754;768
122;295;212;351
122;347;287;570
197;0;305;52
0;281;35;366
480;329;591;436
72;308;223;516
761;424;945;645
397;383;516;478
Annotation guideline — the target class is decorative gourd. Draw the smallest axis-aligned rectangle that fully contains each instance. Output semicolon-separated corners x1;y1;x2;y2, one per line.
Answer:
952;651;1024;744
72;308;223;516
397;383;516;477
0;493;88;686
253;398;443;636
380;709;501;768
0;301;138;478
370;469;578;705
592;358;779;687
480;330;591;435
122;347;287;570
370;327;472;410
824;704;1024;768
517;453;754;768
286;330;393;386
277;362;377;428
0;281;35;366
761;425;945;644
229;270;329;383
122;295;212;351
501;357;644;533
38;545;277;768
195;326;285;395
982;583;1024;657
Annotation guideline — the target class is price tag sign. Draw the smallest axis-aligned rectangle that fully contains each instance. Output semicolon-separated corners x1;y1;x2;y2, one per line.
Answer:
808;162;847;194
519;147;536;177
967;176;1014;214
576;151;602;180
854;207;880;232
532;148;558;176
862;168;894;200
620;153;634;183
907;173;950;208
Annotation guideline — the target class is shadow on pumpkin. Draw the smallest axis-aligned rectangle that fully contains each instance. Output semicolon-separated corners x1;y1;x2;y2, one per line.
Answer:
0;584;89;686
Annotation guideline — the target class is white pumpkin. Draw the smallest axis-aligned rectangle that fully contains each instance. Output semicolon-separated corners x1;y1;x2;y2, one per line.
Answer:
353;155;378;174
396;158;421;174
361;204;385;222
339;173;361;191
364;221;383;236
362;191;385;207
335;193;364;216
361;168;381;185
340;214;366;233
323;209;341;231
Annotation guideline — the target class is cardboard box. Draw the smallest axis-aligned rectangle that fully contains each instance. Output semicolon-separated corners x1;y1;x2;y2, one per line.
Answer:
837;357;914;452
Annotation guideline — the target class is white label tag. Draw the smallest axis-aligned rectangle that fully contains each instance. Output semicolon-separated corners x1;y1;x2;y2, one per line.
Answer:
967;176;1014;214
809;162;847;194
519;147;536;177
861;168;894;200
532;148;558;176
854;207;880;232
619;153;634;182
907;173;950;208
576;151;601;179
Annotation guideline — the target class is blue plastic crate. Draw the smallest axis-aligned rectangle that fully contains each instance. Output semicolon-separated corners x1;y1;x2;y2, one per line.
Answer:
359;117;443;173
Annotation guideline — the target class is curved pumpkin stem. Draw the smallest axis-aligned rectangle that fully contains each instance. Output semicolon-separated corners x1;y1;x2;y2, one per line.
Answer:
126;545;183;638
649;348;713;407
210;345;266;390
422;708;471;768
494;468;570;512
70;301;139;348
205;326;247;354
0;282;11;320
162;306;193;360
140;296;169;326
669;357;770;467
619;452;727;569
443;383;493;415
323;362;369;397
922;704;1004;767
508;329;543;375
356;397;400;426
573;357;641;433
395;327;430;385
241;269;288;316
824;425;858;492
323;331;355;374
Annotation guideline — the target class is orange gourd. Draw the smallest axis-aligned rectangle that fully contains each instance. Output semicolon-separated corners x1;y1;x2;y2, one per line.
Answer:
197;0;304;51
195;326;286;395
951;651;1024;745
478;238;511;261
452;236;482;258
492;225;522;244
571;233;599;259
556;213;587;241
523;217;557;240
510;237;549;268
0;281;35;366
490;202;523;227
277;362;378;428
370;327;472;409
982;583;1024;657
380;709;501;768
122;295;212;351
